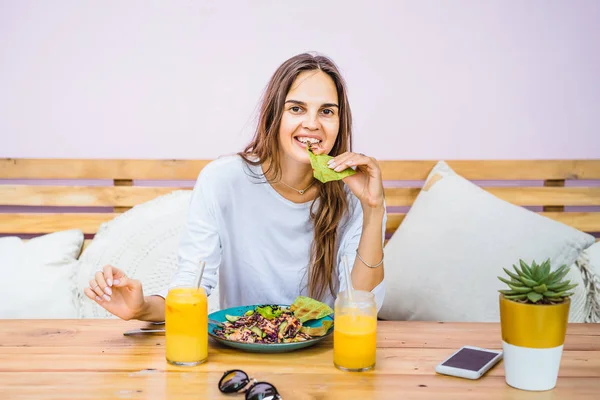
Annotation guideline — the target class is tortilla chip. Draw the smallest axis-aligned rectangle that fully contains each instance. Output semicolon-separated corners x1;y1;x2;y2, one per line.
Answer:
300;320;333;337
308;147;356;183
291;296;334;323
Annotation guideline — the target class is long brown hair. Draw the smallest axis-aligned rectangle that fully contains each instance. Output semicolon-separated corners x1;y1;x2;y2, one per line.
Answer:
239;52;353;300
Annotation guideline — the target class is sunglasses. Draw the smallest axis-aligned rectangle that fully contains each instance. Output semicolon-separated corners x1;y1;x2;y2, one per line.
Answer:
218;370;282;400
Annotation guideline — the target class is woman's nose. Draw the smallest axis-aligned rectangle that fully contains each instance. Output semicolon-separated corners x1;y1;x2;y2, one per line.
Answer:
302;112;319;130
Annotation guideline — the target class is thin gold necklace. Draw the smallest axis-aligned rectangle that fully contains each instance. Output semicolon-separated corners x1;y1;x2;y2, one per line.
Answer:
278;178;315;195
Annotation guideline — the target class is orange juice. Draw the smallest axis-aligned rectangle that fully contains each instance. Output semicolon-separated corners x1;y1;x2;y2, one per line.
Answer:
334;313;377;371
165;287;208;366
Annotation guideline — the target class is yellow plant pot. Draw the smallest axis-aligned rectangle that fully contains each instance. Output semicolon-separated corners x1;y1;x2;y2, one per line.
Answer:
499;294;570;391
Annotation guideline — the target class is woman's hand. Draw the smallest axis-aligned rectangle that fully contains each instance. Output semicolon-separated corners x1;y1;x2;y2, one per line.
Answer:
83;265;146;321
328;152;385;209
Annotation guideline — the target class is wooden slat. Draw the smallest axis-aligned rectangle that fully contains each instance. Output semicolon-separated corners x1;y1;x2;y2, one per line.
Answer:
540;212;600;232
0;186;182;207
0;213;118;234
384;212;600;235
378;160;600;180
386;213;406;233
544;179;566;212
2;159;600;180
113;179;134;213
1;185;599;207
385;187;600;207
0;159;210;180
483;186;600;206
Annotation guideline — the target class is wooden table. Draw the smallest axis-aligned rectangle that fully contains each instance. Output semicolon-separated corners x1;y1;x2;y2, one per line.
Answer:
0;320;598;399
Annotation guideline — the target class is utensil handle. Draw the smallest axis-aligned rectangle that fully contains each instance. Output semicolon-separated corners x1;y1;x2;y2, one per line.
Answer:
123;329;165;336
209;319;223;327
124;319;222;336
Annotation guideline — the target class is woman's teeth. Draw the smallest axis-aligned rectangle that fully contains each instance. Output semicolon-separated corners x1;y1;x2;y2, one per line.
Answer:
296;137;321;145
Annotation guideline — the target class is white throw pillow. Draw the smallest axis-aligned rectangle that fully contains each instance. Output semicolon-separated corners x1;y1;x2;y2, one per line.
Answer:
0;229;84;318
76;190;220;318
586;241;600;271
379;161;595;322
574;241;600;322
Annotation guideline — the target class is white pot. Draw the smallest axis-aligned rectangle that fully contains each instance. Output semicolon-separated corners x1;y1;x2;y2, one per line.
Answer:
502;341;563;391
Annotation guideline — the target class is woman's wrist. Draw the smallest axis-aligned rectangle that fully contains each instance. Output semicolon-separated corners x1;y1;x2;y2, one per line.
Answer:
362;203;385;222
132;298;150;320
135;296;164;322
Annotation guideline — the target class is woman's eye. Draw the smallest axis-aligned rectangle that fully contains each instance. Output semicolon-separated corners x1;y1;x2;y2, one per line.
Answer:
322;109;334;115
290;106;302;113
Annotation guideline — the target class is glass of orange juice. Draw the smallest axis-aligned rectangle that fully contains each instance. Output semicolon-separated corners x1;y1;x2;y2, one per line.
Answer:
333;290;377;372
165;286;208;366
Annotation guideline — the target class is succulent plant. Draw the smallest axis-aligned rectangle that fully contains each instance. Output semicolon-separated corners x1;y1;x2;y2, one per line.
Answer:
498;259;578;304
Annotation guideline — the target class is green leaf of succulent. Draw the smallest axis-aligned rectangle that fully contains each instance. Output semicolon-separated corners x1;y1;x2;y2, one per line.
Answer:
518;275;539;288
548;264;570;282
513;264;531;280
546;263;567;280
503;268;522;282
504;294;528;300
498;276;521;287
556;265;570;277
544;268;560;285
541;259;551;278
533;284;548;293
508;284;533;293
537;263;552;284
543;290;562;298
503;259;577;304
548;281;577;292
532;261;542;281
549;269;570;286
519;260;534;278
527;292;543;303
538;269;546;282
548;281;573;291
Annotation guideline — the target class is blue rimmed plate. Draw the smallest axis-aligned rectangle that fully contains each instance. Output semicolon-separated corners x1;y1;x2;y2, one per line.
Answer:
208;304;333;353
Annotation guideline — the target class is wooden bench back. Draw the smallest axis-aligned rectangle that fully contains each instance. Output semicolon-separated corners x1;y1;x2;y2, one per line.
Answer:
1;159;599;239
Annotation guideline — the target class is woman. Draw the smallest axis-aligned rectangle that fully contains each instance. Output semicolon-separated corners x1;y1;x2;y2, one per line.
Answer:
84;52;386;322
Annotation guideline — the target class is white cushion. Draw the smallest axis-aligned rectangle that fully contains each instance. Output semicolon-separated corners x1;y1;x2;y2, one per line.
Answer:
0;229;84;318
76;190;220;318
574;241;600;322
586;241;600;270
379;161;595;322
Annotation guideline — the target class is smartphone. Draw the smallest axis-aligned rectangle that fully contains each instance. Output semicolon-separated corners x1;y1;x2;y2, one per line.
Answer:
435;345;503;380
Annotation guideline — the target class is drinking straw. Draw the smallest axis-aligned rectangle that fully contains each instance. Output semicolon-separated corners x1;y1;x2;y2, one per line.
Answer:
195;260;206;290
342;254;354;302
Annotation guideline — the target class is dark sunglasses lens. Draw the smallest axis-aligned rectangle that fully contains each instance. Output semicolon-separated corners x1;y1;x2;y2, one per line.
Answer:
219;370;249;393
246;382;279;400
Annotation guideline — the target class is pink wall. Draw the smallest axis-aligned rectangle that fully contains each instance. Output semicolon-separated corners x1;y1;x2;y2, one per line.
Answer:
1;1;599;160
0;1;598;238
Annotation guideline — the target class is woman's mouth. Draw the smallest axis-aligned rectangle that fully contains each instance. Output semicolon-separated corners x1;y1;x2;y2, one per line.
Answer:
294;136;322;150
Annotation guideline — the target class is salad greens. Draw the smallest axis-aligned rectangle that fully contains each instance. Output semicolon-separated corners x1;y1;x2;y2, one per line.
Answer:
215;297;334;344
307;146;356;183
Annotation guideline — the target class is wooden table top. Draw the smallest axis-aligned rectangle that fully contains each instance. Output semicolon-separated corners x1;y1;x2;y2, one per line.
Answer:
0;320;598;399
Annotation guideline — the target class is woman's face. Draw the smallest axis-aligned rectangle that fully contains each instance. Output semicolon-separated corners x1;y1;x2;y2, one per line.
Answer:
278;70;340;165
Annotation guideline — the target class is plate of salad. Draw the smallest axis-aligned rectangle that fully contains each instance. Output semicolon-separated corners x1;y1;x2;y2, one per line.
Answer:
208;296;334;353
